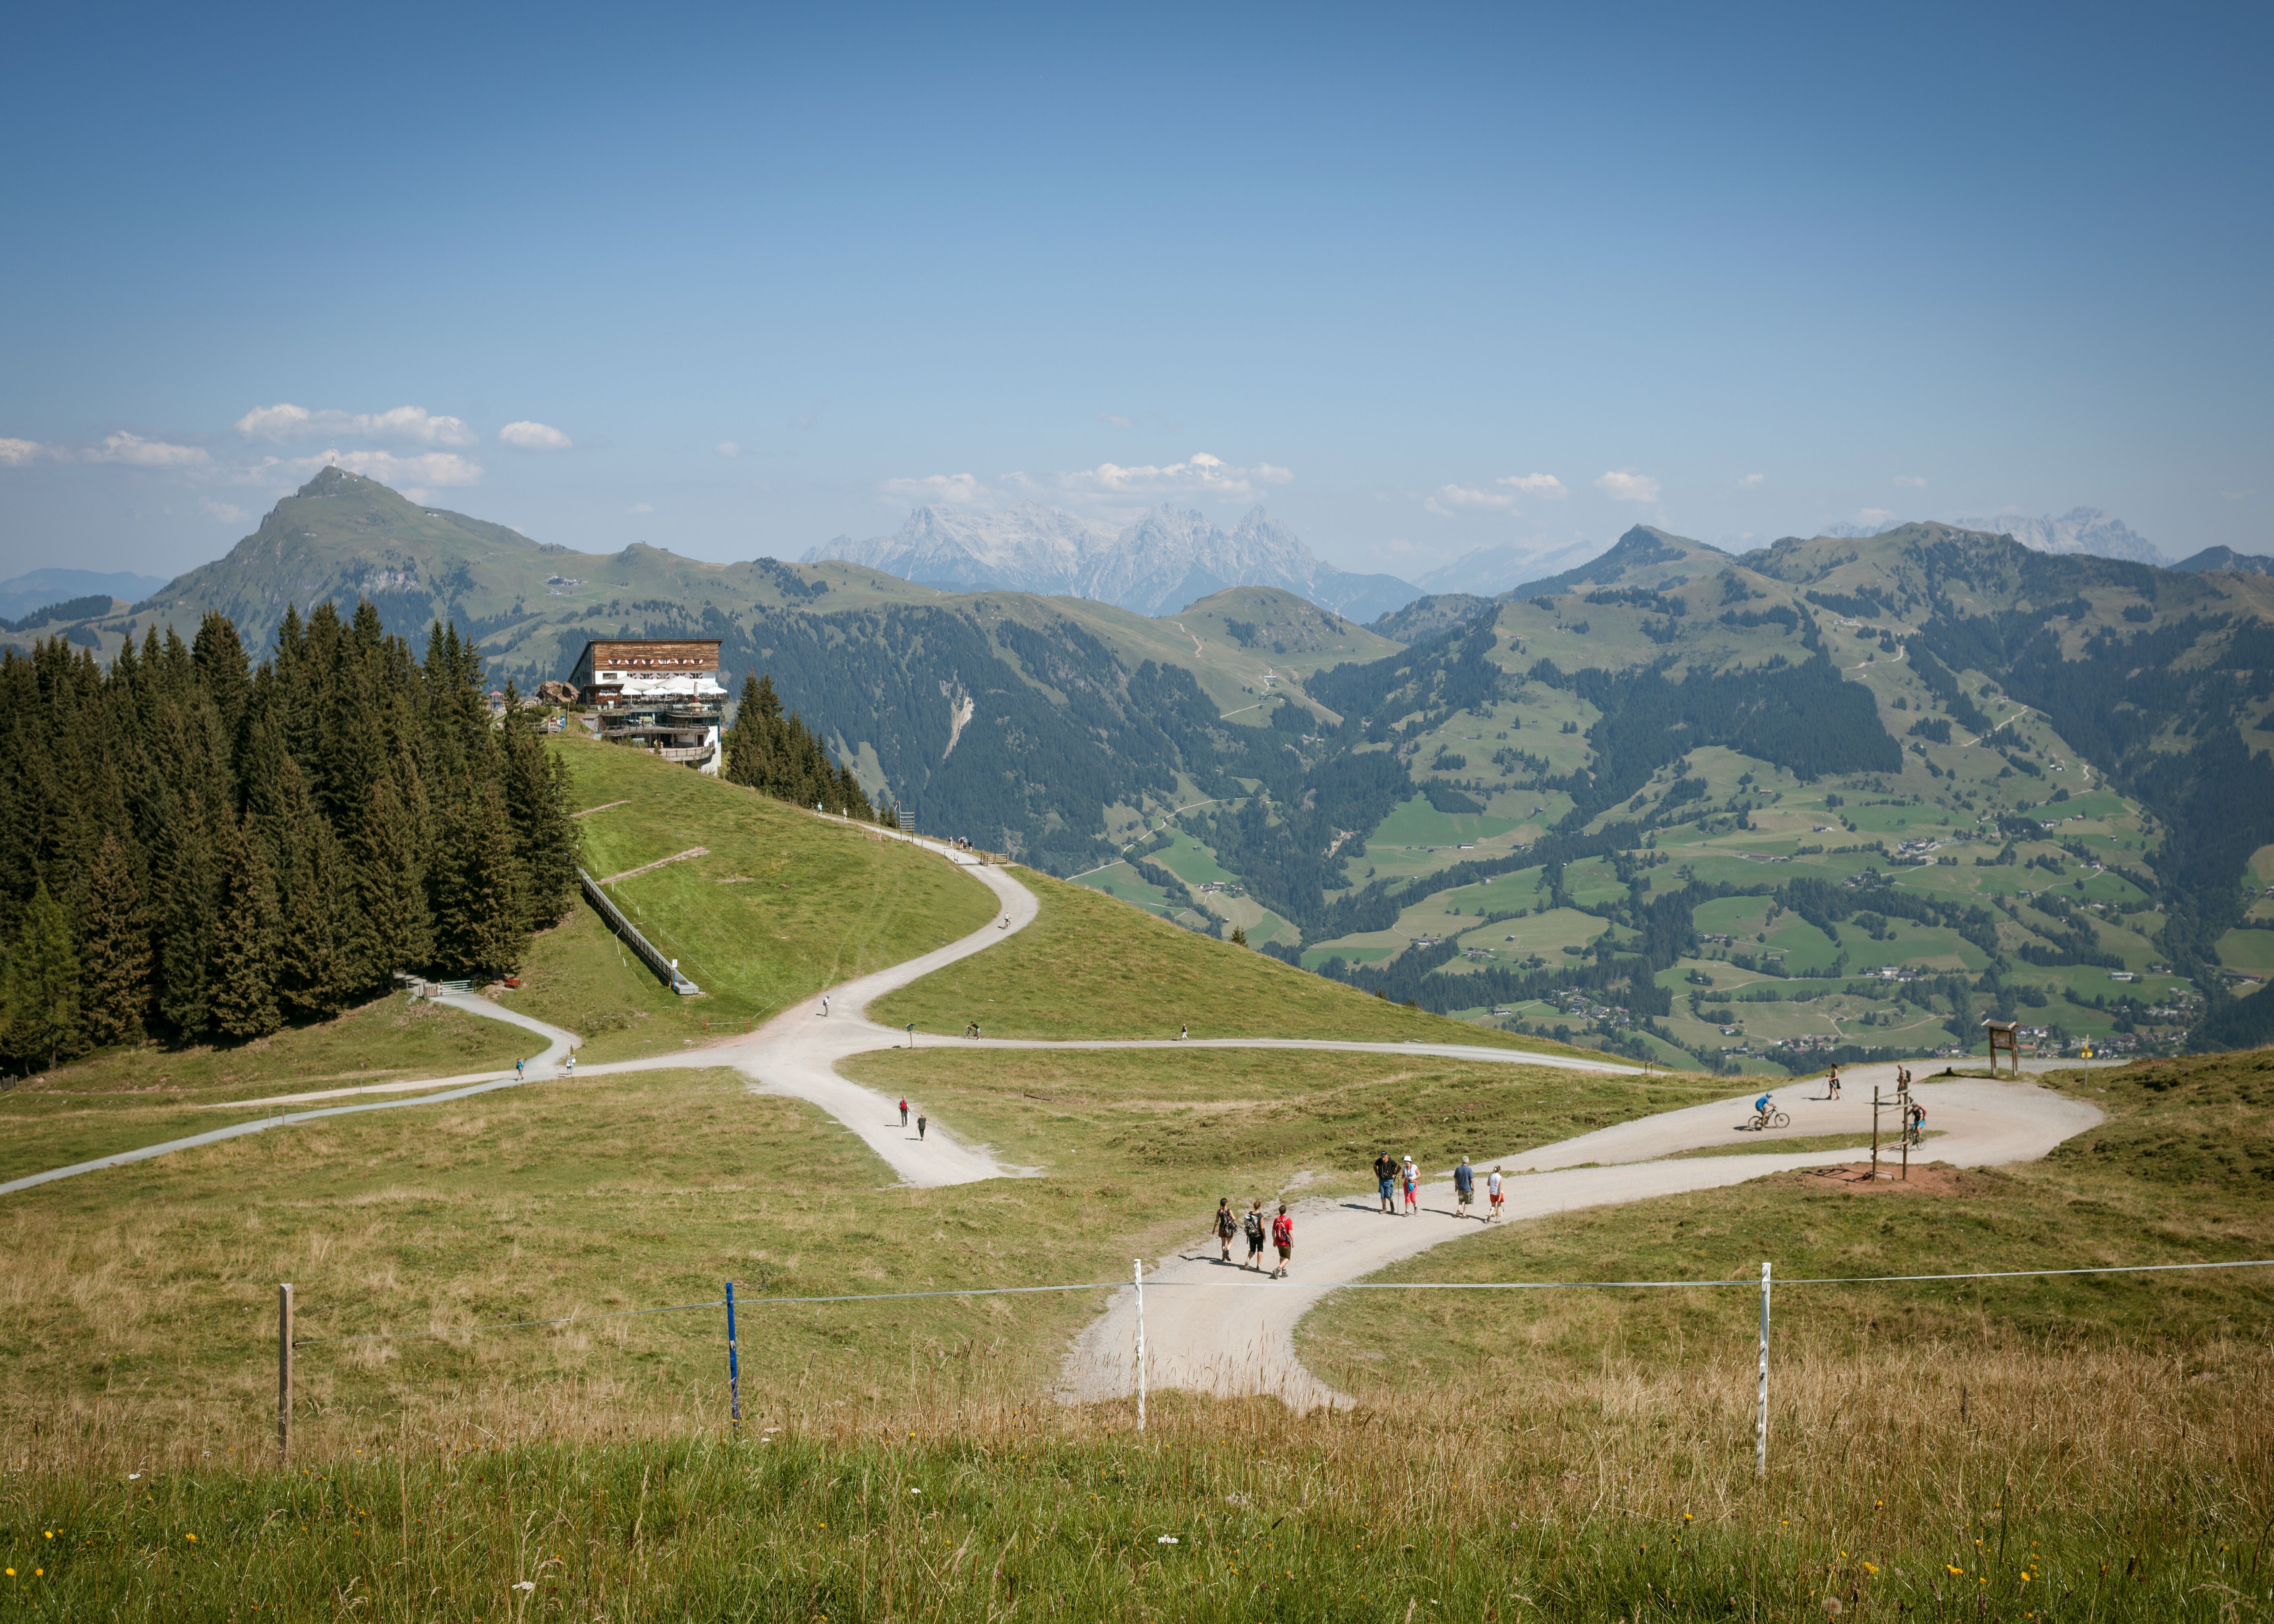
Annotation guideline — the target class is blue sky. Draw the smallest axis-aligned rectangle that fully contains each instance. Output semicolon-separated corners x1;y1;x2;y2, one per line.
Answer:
1;1;2266;584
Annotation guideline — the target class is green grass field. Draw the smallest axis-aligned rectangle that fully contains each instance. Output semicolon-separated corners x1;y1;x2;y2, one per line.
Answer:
0;995;530;1184
11;715;2274;1618
872;865;1591;1052
526;737;998;1042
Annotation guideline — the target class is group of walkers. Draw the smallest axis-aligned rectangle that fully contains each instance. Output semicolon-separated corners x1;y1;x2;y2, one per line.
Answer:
1213;1197;1295;1277
897;1097;927;1140
1370;1152;1505;1220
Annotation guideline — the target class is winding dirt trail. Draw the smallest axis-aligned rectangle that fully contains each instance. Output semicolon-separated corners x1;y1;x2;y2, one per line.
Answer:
1060;1062;2107;1411
4;831;2113;1420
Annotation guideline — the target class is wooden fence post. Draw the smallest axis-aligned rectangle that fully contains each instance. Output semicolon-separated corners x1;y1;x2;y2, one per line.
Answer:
278;1283;294;1463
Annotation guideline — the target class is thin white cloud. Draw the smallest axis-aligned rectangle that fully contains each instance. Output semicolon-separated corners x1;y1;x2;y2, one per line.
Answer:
92;432;209;468
1;431;208;468
1596;469;1661;503
883;472;990;505
498;420;571;451
629;502;654;515
1738;472;1766;489
200;497;251;525
1428;483;1519;515
1857;507;1895;526
1499;473;1567;497
234;403;477;447
1097;412;1134;428
715;441;742;458
243;448;483;490
1892;474;1927;488
1049;452;1291;502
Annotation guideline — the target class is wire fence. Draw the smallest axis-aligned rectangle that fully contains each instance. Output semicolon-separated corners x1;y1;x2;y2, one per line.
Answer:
282;1255;2274;1348
267;1254;2274;1468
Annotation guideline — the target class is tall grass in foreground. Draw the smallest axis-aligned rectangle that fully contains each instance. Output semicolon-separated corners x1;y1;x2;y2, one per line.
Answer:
5;1338;2268;1620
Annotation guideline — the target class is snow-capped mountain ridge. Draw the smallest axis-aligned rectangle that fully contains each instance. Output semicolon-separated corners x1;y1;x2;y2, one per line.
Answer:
804;502;1420;621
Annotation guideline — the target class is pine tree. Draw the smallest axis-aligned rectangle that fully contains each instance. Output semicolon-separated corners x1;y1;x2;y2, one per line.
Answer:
209;812;282;1040
432;784;524;980
154;791;216;1036
352;775;432;986
2;881;83;1071
75;835;151;1047
271;760;355;1019
500;682;581;928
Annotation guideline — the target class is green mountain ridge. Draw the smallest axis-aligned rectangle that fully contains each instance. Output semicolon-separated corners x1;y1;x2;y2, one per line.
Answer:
14;472;2274;1058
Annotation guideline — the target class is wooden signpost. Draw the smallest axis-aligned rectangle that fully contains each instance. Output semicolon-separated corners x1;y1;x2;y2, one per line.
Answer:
1982;1018;2020;1076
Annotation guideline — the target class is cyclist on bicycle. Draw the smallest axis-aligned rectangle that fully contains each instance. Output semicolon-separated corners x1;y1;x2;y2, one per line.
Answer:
1754;1092;1774;1130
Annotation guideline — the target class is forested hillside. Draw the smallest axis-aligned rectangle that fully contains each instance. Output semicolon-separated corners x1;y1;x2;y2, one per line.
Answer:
0;606;579;1069
17;473;2274;1066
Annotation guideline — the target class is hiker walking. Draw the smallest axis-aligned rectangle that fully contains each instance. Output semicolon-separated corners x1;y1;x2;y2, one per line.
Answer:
1270;1204;1294;1279
1242;1201;1267;1270
1179;1023;1189;1042
1487;1165;1505;1220
906;1022;916;1049
1401;1156;1419;1215
515;1058;524;1081
1453;1155;1476;1218
916;1113;928;1141
1826;1062;1842;1100
564;1053;575;1076
1213;1198;1238;1263
1373;1151;1398;1214
820;994;829;1017
899;1098;909;1127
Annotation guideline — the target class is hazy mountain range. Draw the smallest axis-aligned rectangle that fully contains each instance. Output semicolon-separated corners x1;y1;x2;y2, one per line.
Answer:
803;502;1423;622
1823;507;2168;565
0;568;168;623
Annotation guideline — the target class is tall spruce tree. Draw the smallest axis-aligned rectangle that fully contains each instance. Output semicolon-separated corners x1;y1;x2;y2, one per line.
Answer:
499;682;581;928
432;783;524;980
352;775;431;986
154;790;216;1036
723;671;877;818
2;881;83;1071
75;835;151;1048
209;812;282;1040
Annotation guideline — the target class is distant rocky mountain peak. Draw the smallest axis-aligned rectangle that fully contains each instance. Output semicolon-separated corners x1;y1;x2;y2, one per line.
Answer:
1942;507;2165;566
803;499;1420;621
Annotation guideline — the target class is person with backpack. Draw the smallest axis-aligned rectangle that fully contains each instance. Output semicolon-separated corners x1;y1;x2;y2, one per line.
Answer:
1487;1165;1505;1220
1270;1205;1294;1278
1401;1156;1419;1215
1213;1198;1238;1262
1373;1151;1398;1214
1242;1201;1267;1270
1453;1156;1475;1218
899;1098;909;1127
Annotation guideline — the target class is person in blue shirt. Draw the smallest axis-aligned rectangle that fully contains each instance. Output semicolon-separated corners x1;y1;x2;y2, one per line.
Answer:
1453;1156;1476;1218
1754;1092;1772;1128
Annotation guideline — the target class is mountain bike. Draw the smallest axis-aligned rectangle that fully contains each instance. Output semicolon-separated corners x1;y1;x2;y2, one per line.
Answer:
1750;1107;1790;1131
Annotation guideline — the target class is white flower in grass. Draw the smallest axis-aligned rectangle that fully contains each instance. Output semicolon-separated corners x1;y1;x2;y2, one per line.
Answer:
513;1580;536;1591
1157;1535;1179;1544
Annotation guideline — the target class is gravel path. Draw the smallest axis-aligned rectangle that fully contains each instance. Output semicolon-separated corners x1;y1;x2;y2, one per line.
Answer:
1059;1062;2109;1411
0;994;580;1197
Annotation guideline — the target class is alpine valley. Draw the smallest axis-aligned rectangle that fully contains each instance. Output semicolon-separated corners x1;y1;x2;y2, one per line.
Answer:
15;467;2274;1064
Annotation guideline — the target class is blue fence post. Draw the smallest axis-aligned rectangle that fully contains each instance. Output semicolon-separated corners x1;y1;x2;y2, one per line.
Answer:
725;1280;743;1431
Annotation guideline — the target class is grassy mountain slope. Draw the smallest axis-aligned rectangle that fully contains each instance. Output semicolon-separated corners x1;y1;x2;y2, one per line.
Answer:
870;864;1590;1052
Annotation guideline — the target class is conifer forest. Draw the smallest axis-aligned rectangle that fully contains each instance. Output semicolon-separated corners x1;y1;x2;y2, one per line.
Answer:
0;603;581;1069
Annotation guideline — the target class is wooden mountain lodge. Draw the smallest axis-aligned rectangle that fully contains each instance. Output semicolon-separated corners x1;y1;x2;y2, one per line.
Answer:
569;638;727;773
